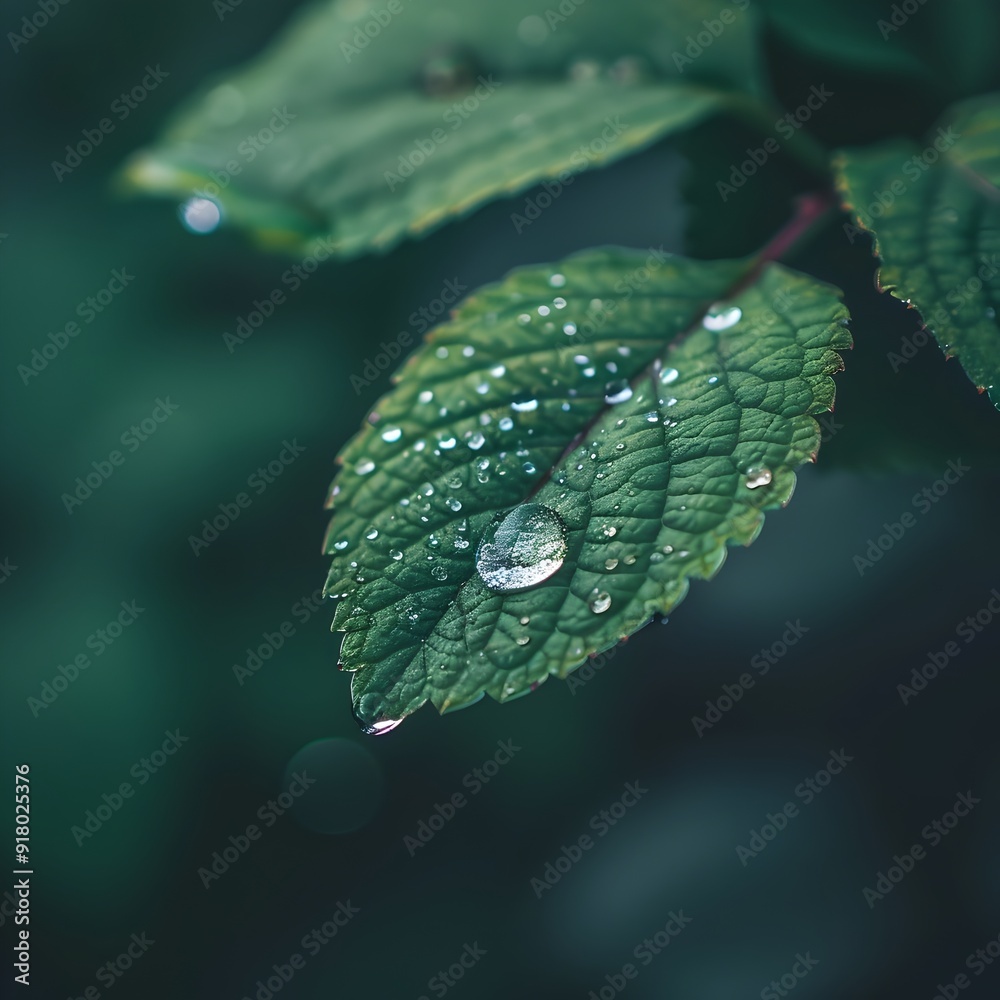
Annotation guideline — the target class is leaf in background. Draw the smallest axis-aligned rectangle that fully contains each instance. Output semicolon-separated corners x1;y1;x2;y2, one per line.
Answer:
322;249;851;732
119;0;768;256
834;93;1000;409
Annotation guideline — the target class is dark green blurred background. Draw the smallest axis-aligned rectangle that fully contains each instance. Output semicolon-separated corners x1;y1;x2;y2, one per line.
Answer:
3;2;1000;998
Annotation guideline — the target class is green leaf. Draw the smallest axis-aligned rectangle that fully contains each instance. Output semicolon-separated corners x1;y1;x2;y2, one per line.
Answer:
834;93;1000;409
322;249;851;732
119;0;767;256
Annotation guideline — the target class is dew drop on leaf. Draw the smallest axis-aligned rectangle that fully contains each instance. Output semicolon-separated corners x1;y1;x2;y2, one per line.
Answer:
352;691;403;736
475;503;568;592
744;466;773;489
589;592;612;614
702;304;742;331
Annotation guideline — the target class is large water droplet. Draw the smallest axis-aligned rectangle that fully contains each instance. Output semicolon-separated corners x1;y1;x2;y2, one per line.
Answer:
745;466;773;489
475;503;568;592
589;592;612;614
352;692;403;736
702;304;742;331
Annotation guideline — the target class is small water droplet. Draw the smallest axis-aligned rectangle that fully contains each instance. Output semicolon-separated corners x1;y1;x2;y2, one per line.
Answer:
475;503;568;592
511;397;539;412
445;497;463;511
431;564;448;581
517;313;531;325
439;437;457;449
468;432;486;450
454;537;470;550
366;528;378;540
462;345;475;357
490;364;506;377
645;411;659;423
708;375;719;384
702;304;742;331
660;367;679;385
333;539;349;551
605;558;619;570
380;427;402;443
549;273;567;288
537;305;550;317
602;525;617;537
435;346;449;359
355;459;375;475
499;416;514;431
553;297;567;309
515;635;531;646
418;390;434;404
523;462;536;474
390;549;403;561
563;322;578;336
589;592;612;614
519;616;531;625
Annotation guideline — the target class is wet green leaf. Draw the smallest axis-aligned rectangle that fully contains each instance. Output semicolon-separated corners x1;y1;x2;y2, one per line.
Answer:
834;93;1000;408
119;0;767;256
322;248;850;731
